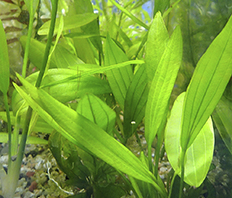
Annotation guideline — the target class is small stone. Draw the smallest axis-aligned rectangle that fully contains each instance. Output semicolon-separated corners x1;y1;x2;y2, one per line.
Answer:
29;181;37;192
24;191;35;198
26;171;35;178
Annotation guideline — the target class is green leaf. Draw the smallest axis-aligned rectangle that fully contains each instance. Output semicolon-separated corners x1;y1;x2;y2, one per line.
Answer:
53;45;84;68
43;60;143;88
20;36;57;69
49;131;91;188
76;94;116;135
13;74;167;197
0;133;48;144
38;13;98;35
0;20;10;94
154;0;170;15
145;26;183;148
104;35;133;110
73;0;103;58
181;15;232;150
145;11;169;81
124;65;149;138
12;69;111;107
165;92;214;187
212;97;232;154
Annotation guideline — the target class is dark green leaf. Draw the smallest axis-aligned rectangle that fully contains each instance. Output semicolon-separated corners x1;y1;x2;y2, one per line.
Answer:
124;65;149;138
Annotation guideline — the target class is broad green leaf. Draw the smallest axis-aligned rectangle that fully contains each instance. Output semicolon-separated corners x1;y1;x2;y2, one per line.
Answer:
0;20;10;94
53;45;84;68
13;74;167;197
38;13;98;35
105;35;133;109
145;26;183;148
76;94;116;135
181;15;232;150
0;133;48;144
145;12;169;81
213;97;232;154
165;92;214;187
20;36;57;69
124;65;149;138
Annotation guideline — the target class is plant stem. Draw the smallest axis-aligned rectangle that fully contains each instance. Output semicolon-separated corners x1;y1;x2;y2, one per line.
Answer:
3;93;12;173
3;1;58;197
179;149;186;198
35;0;58;88
22;0;36;78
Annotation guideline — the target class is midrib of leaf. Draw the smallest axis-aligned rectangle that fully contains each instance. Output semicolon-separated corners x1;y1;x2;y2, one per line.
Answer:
87;96;97;124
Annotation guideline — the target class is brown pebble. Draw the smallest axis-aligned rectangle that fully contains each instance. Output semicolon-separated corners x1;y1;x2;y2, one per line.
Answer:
26;171;35;177
29;181;37;192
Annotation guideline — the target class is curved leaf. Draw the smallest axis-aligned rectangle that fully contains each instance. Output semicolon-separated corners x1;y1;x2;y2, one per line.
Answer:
165;92;214;187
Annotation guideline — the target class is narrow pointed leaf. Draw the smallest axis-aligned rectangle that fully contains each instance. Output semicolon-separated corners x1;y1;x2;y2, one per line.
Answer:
13;74;167;197
145;26;183;147
145;12;169;81
104;35;133;109
43;60;143;88
165;92;214;187
181;15;232;150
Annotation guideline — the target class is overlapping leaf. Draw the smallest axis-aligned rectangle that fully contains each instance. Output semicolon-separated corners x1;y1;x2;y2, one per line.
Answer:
13;74;167;197
38;13;98;35
104;35;133;110
124;65;149;138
